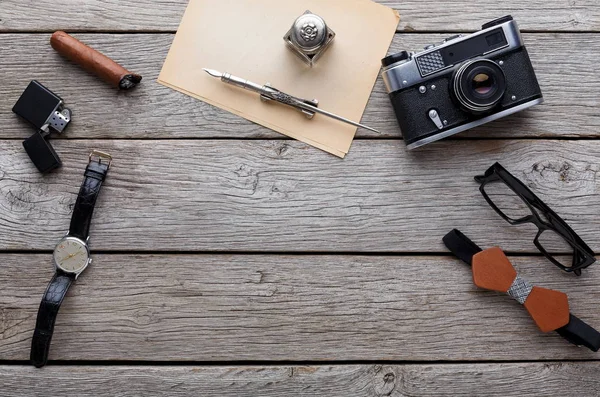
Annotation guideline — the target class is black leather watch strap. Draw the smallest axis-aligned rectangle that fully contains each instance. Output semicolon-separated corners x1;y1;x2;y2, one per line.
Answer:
30;272;74;367
31;153;111;368
443;229;600;352
68;160;109;240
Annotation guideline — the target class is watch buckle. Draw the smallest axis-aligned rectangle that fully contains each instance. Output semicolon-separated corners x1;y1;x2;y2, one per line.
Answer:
89;150;113;168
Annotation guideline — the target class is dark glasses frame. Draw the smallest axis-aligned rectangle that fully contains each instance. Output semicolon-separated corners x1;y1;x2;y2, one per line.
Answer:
475;162;596;276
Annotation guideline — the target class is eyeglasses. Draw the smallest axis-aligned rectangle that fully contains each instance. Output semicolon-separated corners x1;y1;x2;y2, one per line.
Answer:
475;163;596;276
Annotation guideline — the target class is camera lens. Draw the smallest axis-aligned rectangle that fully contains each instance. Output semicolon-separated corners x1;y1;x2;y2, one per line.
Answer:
452;59;506;113
472;73;494;95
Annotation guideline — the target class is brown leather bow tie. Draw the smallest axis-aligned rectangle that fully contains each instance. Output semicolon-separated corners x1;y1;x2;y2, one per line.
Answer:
472;247;570;333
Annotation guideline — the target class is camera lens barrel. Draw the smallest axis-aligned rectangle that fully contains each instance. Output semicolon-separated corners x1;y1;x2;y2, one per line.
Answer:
452;59;506;113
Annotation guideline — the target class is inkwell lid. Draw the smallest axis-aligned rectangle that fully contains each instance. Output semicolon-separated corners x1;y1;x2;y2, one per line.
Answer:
290;12;328;52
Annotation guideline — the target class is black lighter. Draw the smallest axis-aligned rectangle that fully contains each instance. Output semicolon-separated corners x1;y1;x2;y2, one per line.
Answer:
12;80;72;173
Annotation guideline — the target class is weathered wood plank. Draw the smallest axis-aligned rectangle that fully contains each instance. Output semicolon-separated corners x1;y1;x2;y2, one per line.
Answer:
1;0;599;32
1;139;599;252
0;254;598;361
0;33;598;139
0;363;599;396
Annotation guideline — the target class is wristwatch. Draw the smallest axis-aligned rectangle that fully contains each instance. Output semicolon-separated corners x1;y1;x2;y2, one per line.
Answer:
30;150;112;368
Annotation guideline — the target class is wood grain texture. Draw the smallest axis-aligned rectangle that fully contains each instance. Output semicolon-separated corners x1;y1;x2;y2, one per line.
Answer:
0;33;598;139
2;1;600;393
0;254;598;361
1;139;600;252
1;363;599;396
1;0;599;32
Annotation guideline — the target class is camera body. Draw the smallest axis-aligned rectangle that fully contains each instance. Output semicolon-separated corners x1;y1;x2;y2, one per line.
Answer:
381;16;543;150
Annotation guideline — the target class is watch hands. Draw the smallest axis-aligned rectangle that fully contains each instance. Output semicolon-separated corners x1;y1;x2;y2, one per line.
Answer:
61;253;76;262
60;251;83;263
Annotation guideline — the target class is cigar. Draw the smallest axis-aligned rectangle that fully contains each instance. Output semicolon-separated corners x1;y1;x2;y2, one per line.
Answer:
50;31;142;89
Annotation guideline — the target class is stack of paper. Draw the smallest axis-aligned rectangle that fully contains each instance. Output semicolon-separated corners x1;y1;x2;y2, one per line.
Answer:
159;0;400;157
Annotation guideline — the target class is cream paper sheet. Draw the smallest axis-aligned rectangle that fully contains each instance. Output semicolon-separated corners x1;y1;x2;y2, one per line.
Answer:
158;0;400;157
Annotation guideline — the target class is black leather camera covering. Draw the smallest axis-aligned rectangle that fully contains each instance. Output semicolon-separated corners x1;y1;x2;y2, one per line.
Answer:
389;47;543;147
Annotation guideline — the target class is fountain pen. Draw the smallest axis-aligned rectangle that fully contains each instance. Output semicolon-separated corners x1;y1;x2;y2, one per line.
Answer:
203;68;382;134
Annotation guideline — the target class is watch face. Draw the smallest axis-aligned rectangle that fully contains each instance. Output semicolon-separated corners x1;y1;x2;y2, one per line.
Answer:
53;237;90;274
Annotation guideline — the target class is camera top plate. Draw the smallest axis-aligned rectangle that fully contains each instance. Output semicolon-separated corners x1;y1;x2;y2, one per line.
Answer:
381;16;524;94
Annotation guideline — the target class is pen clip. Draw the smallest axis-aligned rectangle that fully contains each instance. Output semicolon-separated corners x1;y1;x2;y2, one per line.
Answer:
261;84;319;119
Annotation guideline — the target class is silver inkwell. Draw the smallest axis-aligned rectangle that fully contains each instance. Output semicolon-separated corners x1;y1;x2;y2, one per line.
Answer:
284;10;335;67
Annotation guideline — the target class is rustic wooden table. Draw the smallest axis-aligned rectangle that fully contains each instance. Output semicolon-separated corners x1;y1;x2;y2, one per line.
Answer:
1;1;599;395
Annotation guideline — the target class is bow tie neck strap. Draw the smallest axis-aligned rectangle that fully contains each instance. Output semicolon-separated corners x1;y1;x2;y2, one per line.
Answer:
443;229;600;352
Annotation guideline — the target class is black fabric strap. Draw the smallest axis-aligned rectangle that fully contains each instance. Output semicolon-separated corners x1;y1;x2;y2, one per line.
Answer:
443;229;600;352
68;161;109;240
442;229;482;265
30;272;75;367
557;315;600;352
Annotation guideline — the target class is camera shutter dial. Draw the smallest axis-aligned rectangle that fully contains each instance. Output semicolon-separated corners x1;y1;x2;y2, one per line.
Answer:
482;15;514;30
381;51;410;68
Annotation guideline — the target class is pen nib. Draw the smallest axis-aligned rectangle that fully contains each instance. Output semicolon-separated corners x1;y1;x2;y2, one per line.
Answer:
203;68;223;78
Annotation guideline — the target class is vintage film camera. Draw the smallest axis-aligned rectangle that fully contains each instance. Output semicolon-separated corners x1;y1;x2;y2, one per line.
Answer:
381;16;543;150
